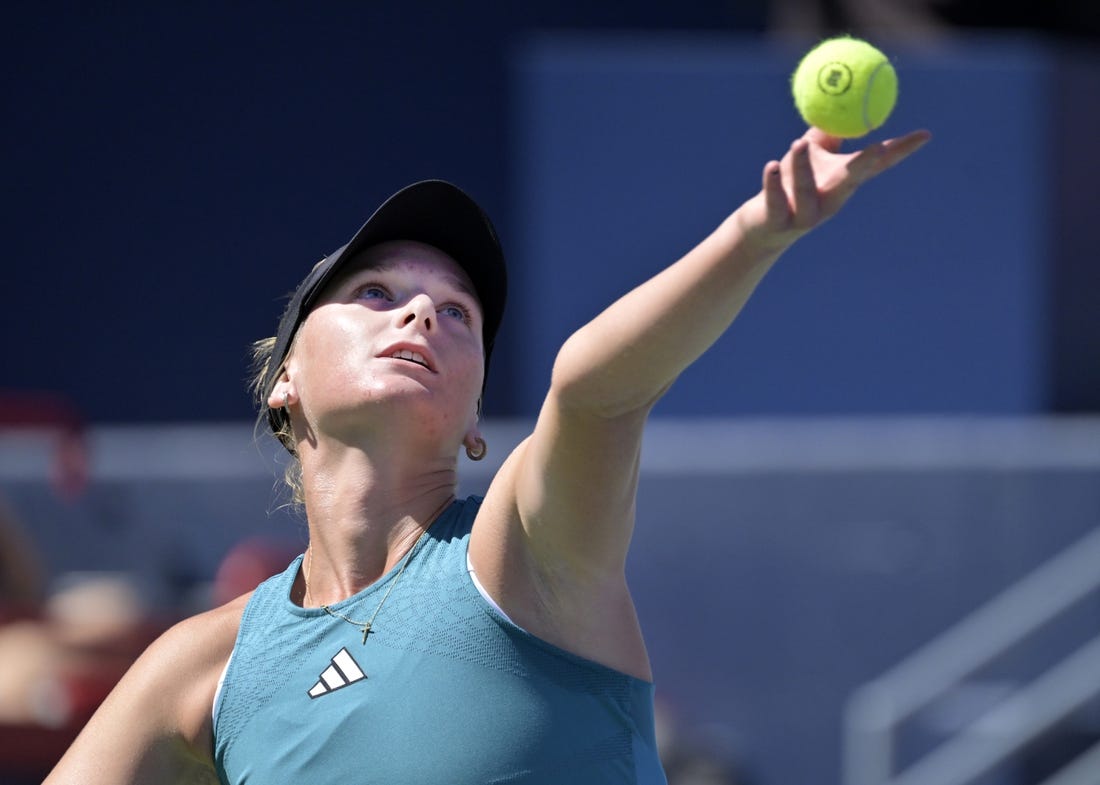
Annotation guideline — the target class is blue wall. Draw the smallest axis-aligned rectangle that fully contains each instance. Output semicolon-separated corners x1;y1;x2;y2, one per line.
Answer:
1;4;764;423
4;7;1099;422
508;35;1066;415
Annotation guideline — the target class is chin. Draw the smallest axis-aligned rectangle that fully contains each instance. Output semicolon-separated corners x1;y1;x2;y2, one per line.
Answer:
356;385;473;432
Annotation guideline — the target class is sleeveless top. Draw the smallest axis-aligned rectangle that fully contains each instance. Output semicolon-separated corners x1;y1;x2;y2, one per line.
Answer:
213;496;667;784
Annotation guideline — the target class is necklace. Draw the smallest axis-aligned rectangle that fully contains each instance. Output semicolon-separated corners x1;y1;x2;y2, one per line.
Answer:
303;497;451;644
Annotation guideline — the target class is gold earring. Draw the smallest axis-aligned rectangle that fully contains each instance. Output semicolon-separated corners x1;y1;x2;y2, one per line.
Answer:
465;437;487;462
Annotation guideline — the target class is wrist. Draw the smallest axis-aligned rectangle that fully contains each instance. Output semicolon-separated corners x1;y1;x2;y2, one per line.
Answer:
723;200;799;263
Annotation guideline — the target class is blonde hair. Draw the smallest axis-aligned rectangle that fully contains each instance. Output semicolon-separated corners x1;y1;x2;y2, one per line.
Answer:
249;335;305;510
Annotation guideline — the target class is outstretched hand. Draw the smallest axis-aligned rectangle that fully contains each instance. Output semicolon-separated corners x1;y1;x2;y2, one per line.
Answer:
736;127;932;253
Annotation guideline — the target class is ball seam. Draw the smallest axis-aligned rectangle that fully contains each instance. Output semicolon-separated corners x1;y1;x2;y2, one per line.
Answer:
862;59;890;132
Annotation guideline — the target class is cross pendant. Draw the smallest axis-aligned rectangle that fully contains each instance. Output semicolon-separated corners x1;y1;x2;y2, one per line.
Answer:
361;623;373;644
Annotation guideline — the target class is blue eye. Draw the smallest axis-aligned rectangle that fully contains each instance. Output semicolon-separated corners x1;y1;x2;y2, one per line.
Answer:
440;303;471;324
356;284;392;302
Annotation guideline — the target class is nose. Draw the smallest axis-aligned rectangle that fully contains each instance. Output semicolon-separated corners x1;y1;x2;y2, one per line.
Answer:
398;293;434;332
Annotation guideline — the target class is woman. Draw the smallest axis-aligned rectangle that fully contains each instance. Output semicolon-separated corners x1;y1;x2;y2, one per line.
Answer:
45;127;930;784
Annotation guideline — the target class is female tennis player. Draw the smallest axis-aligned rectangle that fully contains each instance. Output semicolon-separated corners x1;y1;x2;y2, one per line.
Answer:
45;127;929;784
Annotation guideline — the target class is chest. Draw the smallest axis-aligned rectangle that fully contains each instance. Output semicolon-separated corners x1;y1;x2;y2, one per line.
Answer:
217;627;640;784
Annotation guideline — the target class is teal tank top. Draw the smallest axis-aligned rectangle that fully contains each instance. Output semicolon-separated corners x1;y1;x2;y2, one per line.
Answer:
213;496;667;784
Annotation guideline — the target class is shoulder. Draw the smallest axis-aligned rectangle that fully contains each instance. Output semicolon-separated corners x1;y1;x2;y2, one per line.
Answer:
470;429;654;681
44;593;251;784
107;593;251;748
140;593;249;682
145;593;251;743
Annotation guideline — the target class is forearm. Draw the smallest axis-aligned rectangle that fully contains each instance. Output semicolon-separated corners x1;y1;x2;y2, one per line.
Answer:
549;128;931;418
552;199;789;417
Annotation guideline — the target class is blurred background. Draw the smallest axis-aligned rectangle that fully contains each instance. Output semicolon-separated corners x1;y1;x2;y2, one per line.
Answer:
2;1;1099;783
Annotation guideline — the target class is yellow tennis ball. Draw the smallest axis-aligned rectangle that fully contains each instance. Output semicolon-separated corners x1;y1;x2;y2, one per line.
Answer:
791;36;898;138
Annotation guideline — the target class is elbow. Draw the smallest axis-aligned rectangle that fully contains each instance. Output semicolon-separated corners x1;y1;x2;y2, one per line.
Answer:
549;329;672;419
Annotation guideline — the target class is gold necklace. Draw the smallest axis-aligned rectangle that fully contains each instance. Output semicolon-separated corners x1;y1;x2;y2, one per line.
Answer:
303;498;450;644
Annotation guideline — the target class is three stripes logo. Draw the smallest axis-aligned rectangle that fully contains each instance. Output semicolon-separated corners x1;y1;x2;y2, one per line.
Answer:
308;647;366;698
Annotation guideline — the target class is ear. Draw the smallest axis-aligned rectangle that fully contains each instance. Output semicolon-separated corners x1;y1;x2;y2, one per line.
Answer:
462;403;484;459
462;427;484;451
266;369;298;411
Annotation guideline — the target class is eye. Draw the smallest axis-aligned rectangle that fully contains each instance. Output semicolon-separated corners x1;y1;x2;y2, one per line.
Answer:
354;283;393;303
439;303;472;325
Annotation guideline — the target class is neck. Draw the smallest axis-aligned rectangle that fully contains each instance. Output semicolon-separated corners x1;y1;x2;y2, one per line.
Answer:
296;436;458;606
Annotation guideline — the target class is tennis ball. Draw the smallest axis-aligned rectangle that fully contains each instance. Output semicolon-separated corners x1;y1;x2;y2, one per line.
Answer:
791;36;898;138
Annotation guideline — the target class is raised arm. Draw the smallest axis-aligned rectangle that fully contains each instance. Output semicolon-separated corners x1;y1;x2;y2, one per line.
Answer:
529;129;928;543
472;129;929;674
552;129;931;418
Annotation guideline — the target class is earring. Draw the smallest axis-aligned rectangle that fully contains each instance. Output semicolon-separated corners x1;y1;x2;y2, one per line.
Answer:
465;437;487;462
283;392;290;410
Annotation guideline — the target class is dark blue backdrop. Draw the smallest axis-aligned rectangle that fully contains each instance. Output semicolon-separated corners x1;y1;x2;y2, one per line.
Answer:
1;3;763;422
4;5;1098;423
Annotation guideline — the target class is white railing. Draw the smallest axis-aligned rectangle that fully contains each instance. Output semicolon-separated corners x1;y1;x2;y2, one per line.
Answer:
844;525;1100;785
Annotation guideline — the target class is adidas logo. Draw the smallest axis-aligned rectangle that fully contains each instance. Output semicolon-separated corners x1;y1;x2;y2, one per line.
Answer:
308;647;366;698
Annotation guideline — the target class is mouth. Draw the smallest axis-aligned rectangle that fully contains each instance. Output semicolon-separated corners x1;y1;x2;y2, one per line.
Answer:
384;347;435;372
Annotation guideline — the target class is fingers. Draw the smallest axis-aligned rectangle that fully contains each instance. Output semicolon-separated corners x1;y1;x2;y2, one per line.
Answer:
845;129;930;185
878;129;932;171
762;160;787;220
761;128;929;235
804;126;844;154
846;142;887;183
789;139;818;221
